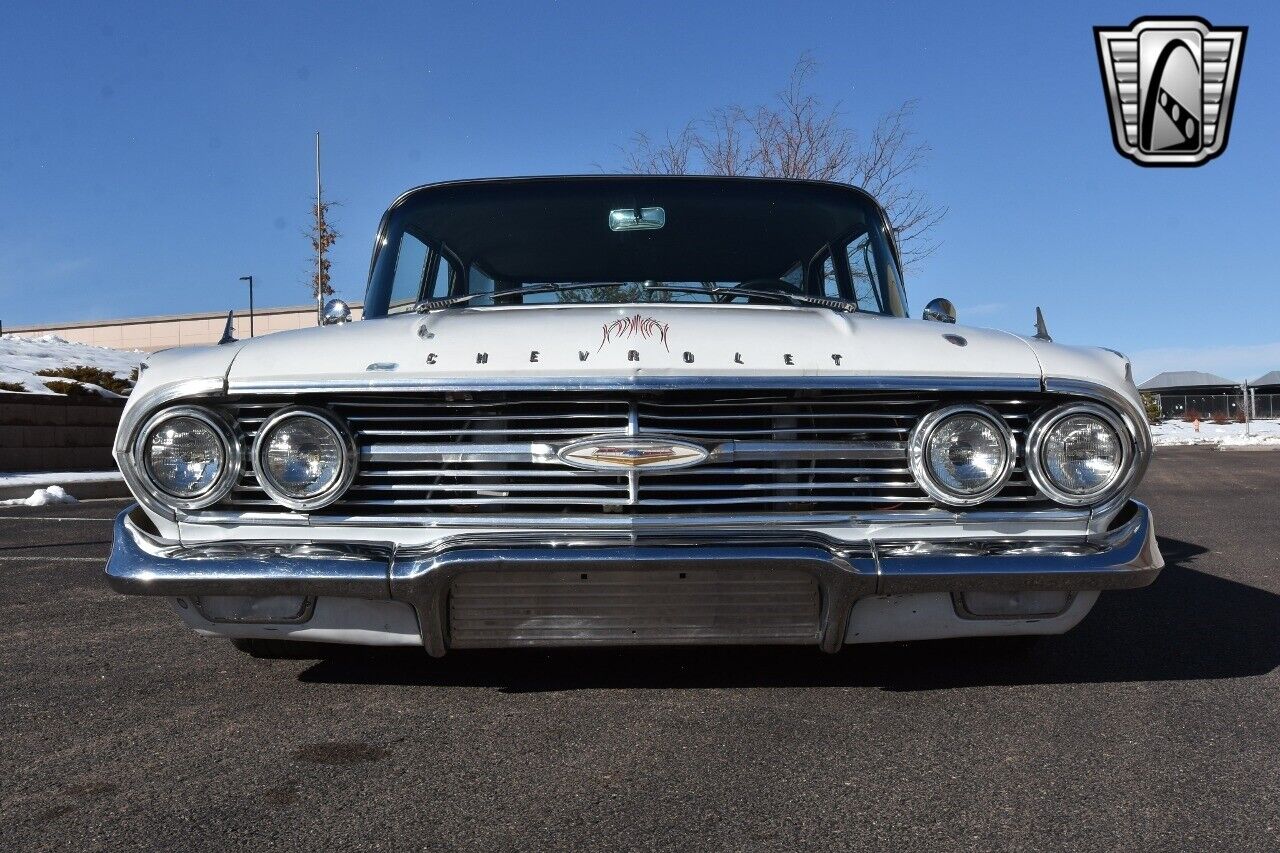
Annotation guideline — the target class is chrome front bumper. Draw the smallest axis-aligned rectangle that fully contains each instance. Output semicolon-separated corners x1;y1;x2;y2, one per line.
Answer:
106;501;1163;654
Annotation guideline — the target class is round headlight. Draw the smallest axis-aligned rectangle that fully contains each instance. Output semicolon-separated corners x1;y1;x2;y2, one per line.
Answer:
909;406;1014;506
134;407;239;510
252;408;355;510
1029;404;1129;505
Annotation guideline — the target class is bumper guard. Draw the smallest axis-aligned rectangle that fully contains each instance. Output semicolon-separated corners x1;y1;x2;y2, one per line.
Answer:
106;501;1163;654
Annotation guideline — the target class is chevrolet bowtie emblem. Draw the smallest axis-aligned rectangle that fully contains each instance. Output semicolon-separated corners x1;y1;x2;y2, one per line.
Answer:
557;437;709;472
1094;17;1247;167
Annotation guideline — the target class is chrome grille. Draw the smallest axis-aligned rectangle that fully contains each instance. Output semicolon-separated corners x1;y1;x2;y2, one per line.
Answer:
448;568;821;647
216;389;1049;516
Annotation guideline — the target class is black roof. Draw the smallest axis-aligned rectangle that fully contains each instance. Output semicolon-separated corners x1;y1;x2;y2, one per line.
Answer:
1138;370;1239;390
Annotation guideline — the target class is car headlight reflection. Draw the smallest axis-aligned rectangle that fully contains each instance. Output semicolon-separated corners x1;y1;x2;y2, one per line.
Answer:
927;416;1007;495
909;406;1014;506
253;408;355;510
1030;404;1129;505
133;406;239;510
145;417;224;496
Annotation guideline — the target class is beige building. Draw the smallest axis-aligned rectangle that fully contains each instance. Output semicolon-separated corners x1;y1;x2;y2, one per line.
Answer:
6;303;363;352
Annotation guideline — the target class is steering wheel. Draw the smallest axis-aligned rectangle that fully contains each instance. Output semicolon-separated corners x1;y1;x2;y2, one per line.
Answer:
715;278;806;304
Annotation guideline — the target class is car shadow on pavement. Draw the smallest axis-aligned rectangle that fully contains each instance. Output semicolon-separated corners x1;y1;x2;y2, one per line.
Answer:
296;536;1280;692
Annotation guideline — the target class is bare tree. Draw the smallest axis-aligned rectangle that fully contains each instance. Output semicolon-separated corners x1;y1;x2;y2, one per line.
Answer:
622;56;946;269
306;198;340;300
623;125;697;176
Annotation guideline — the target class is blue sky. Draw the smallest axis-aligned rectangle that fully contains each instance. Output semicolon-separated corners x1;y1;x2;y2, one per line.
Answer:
0;0;1275;381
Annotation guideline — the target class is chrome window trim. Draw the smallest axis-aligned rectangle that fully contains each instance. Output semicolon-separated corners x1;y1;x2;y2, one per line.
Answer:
907;404;1015;507
251;406;359;512
1026;401;1132;507
127;405;241;512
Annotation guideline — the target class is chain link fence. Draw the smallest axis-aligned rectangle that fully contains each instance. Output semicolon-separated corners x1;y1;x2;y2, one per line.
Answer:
1147;393;1280;421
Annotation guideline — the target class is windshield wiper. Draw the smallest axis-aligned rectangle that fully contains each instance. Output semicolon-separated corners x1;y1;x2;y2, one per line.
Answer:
640;283;859;313
416;281;860;312
415;282;619;312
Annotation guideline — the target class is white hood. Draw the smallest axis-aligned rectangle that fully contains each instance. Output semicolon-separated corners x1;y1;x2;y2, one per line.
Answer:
1019;335;1140;409
224;304;1047;389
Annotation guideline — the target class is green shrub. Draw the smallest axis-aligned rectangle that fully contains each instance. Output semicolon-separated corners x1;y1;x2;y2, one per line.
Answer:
1140;392;1163;424
42;379;97;396
35;365;133;396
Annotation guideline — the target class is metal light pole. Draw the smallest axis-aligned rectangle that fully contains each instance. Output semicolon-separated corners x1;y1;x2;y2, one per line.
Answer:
239;276;255;337
315;131;324;326
1243;381;1251;437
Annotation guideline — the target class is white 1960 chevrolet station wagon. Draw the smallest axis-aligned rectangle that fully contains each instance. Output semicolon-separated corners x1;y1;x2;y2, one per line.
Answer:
106;176;1163;658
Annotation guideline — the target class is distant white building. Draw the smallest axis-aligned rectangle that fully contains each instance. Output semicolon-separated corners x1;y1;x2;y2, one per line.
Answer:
1139;371;1242;419
5;303;362;352
1252;371;1280;394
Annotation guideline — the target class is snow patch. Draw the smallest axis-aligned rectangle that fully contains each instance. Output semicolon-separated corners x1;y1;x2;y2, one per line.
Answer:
1152;419;1280;448
0;333;146;395
0;471;124;487
0;485;79;507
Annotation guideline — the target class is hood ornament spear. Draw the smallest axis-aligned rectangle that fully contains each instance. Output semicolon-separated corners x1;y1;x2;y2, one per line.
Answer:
217;311;237;345
1033;306;1053;342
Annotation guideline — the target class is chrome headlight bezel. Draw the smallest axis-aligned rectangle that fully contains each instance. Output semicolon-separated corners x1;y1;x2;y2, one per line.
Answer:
908;404;1015;507
1027;402;1131;507
251;407;357;512
130;405;241;511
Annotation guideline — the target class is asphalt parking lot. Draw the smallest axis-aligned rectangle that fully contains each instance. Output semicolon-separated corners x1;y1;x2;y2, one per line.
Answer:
1;447;1278;851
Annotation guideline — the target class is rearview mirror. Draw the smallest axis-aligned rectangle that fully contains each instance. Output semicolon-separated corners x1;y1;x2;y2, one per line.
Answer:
922;297;956;324
608;207;666;231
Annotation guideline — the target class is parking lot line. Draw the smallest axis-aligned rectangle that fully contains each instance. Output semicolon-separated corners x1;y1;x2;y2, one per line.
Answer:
0;516;116;522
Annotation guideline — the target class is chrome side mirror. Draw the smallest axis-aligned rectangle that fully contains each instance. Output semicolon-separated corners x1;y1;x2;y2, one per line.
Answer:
922;297;956;324
322;298;352;325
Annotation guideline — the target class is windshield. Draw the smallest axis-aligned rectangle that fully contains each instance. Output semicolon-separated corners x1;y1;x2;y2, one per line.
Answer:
364;176;906;317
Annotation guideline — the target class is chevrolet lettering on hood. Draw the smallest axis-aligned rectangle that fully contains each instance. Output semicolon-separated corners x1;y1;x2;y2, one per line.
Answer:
106;175;1162;661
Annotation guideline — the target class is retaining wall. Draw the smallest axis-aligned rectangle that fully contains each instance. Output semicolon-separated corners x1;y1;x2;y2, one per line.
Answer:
0;392;124;471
